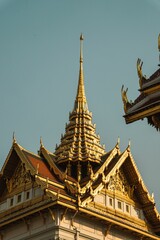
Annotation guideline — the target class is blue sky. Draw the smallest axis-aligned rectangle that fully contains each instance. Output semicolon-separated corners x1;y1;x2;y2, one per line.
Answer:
0;0;160;209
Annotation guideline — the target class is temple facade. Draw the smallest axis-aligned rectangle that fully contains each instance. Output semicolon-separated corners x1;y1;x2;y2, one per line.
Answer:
0;35;160;240
121;34;160;131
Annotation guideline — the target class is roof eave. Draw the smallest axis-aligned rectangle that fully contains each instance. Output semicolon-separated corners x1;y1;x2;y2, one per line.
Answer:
124;104;160;124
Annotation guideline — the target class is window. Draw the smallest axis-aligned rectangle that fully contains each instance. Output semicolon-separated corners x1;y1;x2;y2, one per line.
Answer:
17;194;21;203
26;191;30;200
117;201;122;209
126;204;130;213
109;198;113;206
10;198;14;206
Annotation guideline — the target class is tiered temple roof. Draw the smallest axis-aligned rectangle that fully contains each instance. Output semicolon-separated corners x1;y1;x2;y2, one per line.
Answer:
121;34;160;130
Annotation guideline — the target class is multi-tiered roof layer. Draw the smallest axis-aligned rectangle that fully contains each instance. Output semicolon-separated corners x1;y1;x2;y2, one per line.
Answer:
121;34;160;130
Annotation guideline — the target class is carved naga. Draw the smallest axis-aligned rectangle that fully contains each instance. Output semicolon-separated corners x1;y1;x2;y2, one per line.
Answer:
121;85;132;113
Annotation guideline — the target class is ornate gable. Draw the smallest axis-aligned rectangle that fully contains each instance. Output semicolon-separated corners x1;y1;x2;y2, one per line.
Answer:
81;161;156;236
107;169;135;199
0;143;36;203
5;162;32;194
90;166;138;209
75;144;160;235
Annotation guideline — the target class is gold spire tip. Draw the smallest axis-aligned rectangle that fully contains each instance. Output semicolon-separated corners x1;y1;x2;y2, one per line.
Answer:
80;34;84;64
80;33;84;41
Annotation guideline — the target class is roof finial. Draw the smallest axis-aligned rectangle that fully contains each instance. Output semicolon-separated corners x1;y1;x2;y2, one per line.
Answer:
40;136;44;147
74;34;88;111
127;139;131;151
13;131;16;144
158;34;160;66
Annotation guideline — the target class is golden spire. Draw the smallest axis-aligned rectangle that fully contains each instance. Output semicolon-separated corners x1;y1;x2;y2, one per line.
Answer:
74;34;88;111
55;35;105;180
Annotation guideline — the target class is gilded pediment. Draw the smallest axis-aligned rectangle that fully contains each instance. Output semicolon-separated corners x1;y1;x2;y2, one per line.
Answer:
107;169;135;200
6;162;32;194
88;168;136;209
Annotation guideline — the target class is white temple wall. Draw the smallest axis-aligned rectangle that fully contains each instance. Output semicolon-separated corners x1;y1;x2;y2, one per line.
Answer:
0;209;147;240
